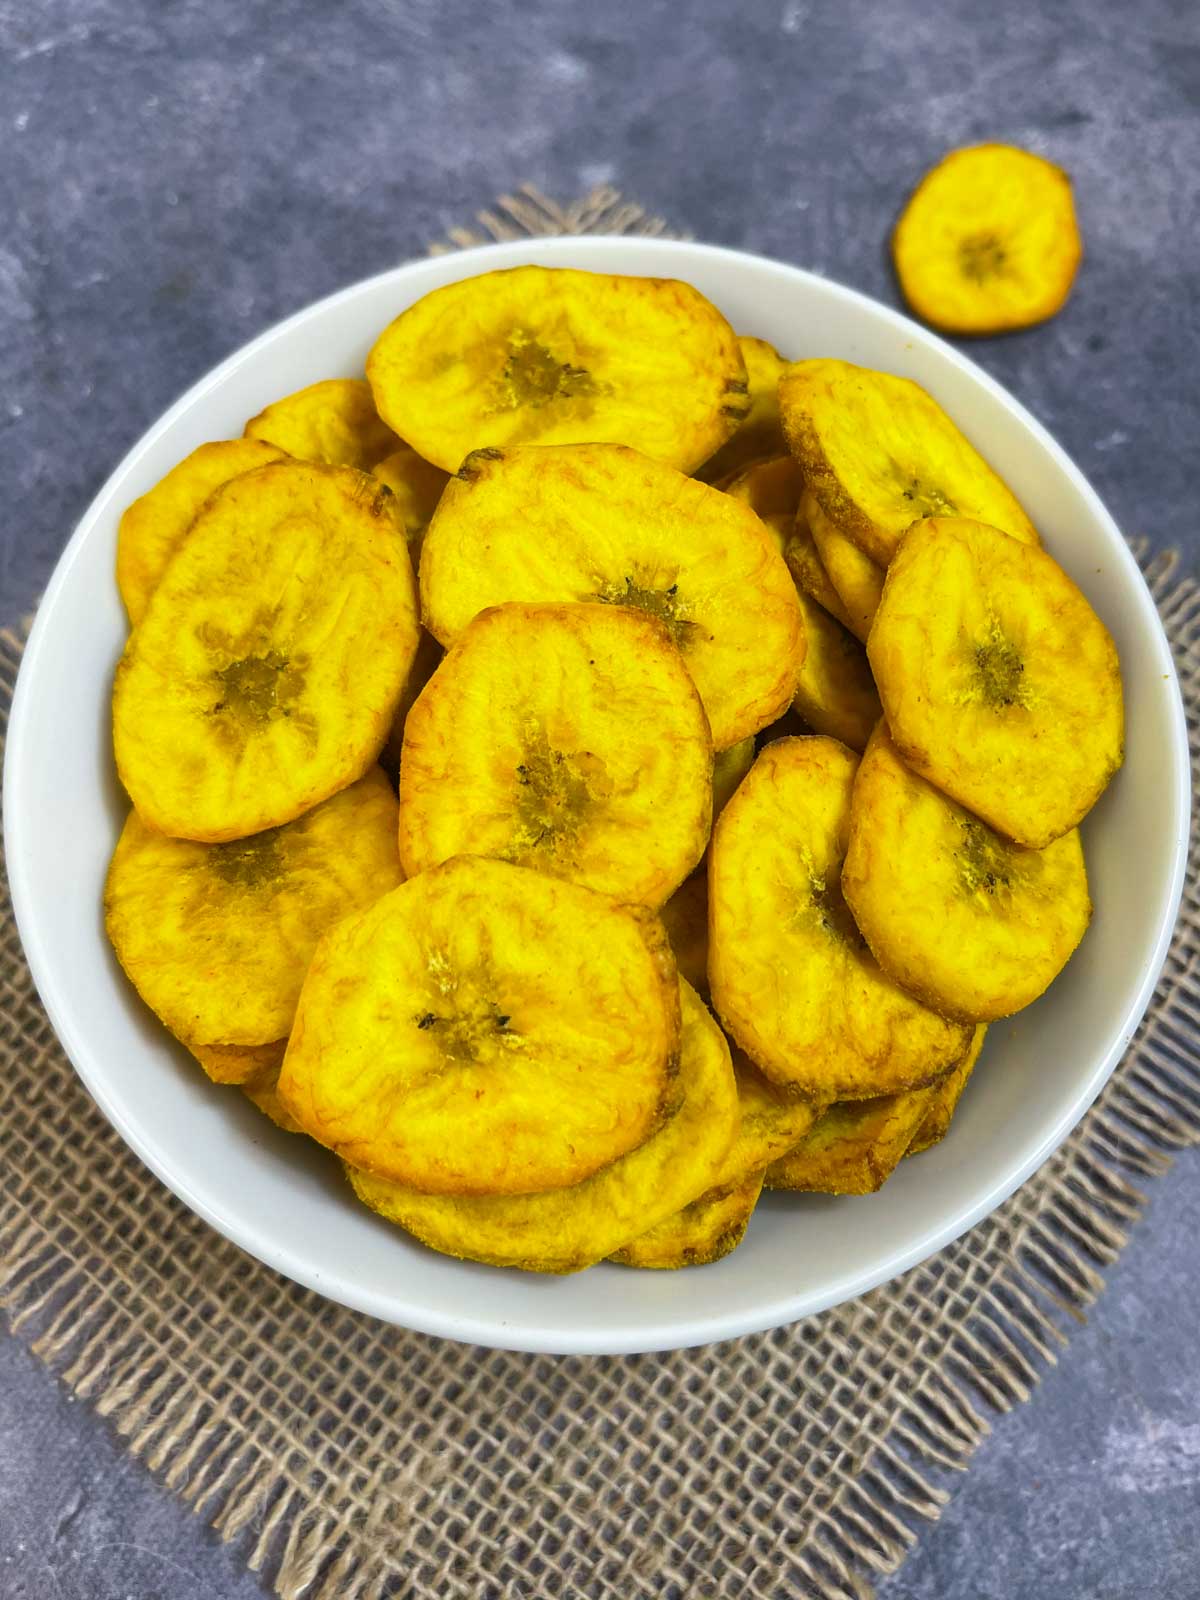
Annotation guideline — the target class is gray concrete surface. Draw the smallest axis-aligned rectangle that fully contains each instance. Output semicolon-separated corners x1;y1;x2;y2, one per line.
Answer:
1;1;1197;1595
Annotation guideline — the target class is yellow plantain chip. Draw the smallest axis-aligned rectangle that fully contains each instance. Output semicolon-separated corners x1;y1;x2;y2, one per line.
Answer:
420;443;805;750
713;1054;824;1187
761;512;793;560
381;626;443;779
610;1041;826;1265
720;453;805;562
755;705;812;745
906;1025;986;1157
344;978;739;1272
611;1170;763;1269
241;1056;305;1133
113;461;419;842
712;735;755;819
843;723;1091;1019
791;590;882;754
868;517;1124;847
116;439;286;626
697;335;789;482
280;855;681;1196
660;870;709;996
786;514;857;634
244;377;399;468
398;603;712;907
710;736;970;1100
191;1039;286;1084
893;144;1082;336
764;1085;939;1195
104;767;402;1084
802;487;886;642
370;444;450;558
779;358;1039;566
720;453;803;521
367;266;747;474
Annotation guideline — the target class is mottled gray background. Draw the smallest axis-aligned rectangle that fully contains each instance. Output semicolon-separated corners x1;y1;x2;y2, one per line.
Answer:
2;1;1198;1595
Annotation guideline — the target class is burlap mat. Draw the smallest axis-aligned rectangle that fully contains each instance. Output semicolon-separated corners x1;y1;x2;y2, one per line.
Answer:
2;189;1199;1600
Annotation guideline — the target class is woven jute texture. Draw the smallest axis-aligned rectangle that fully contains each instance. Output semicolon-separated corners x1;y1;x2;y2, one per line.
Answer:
3;189;1200;1600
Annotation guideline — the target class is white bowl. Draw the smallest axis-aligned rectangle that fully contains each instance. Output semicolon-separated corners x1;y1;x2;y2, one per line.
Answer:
5;238;1189;1355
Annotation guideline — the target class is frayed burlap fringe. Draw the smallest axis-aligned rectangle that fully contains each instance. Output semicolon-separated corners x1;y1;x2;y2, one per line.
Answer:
426;182;688;253
1;204;1198;1600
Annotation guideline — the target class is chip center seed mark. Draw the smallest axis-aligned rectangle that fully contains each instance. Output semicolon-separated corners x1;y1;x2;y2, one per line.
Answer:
958;231;1010;283
208;828;284;889
512;734;605;854
592;572;699;648
956;818;1019;900
210;649;306;724
413;1003;515;1062
972;620;1027;709
491;327;598;412
415;950;520;1063
895;470;958;520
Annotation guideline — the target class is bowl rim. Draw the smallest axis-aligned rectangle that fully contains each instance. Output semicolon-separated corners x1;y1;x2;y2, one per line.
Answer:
4;234;1190;1354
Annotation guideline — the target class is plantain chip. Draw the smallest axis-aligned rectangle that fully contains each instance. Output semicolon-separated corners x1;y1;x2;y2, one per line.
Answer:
779;358;1039;566
712;735;755;820
709;736;970;1100
344;977;739;1272
370;444;450;559
116;439;286;626
786;515;857;634
381;625;443;779
660;870;709;996
802;487;886;642
755;705;813;745
720;453;805;564
893;144;1082;335
398;603;712;907
868;517;1123;847
610;1046;821;1266
761;512;793;560
843;722;1091;1019
697;336;789;482
715;1054;824;1186
244;377;399;469
764;1085;939;1195
906;1025;986;1157
720;453;803;521
280;855;681;1196
791;590;882;753
611;1170;763;1269
104;767;402;1084
367;266;747;474
113;461;419;842
192;1039;287;1085
420;443;804;749
242;1057;305;1133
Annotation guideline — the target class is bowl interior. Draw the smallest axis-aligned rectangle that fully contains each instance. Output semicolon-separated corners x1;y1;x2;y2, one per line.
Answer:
4;236;1188;1354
